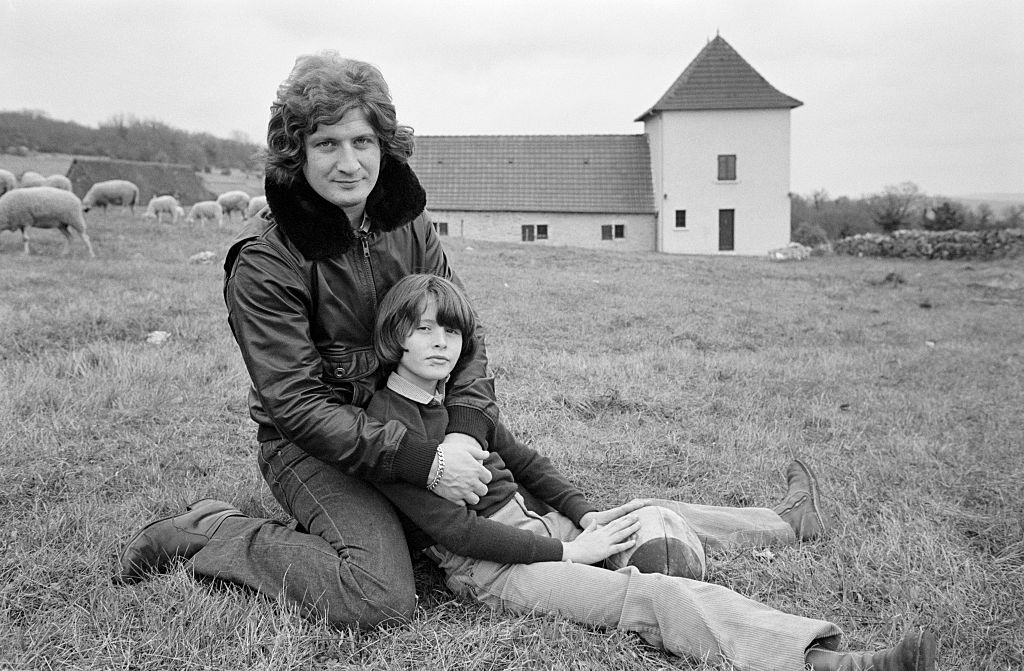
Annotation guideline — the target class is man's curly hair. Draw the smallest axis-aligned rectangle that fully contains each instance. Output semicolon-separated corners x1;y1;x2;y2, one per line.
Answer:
265;51;414;185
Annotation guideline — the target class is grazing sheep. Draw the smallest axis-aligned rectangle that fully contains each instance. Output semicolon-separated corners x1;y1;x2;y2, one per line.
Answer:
143;195;183;224
244;194;268;220
0;186;95;257
82;179;140;213
216;190;251;221
43;174;73;191
0;169;16;196
18;171;46;188
186;200;224;226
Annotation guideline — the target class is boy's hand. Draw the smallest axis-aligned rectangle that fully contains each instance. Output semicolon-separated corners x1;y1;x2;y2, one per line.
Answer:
431;434;491;506
579;498;654;529
562;514;641;565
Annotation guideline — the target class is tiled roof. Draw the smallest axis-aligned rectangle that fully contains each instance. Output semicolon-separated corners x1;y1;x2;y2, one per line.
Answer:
408;135;655;214
636;35;802;120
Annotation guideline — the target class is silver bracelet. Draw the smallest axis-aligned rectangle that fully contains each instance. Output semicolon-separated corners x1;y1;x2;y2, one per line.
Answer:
427;446;445;491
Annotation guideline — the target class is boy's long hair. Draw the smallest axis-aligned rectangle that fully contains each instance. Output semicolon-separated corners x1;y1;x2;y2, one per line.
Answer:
374;274;477;370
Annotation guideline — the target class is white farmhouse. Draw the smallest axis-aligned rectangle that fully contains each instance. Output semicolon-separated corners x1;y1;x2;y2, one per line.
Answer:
410;35;801;256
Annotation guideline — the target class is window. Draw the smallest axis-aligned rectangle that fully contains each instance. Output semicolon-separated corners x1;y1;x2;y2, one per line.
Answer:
433;221;448;236
717;154;737;181
521;225;535;242
601;224;625;241
536;224;548;240
674;210;686;228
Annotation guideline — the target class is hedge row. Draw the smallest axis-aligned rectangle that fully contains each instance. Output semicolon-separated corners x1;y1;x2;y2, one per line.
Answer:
833;228;1024;260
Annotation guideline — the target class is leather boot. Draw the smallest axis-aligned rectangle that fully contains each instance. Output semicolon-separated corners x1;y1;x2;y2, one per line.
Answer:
771;459;826;541
805;629;936;671
116;498;244;584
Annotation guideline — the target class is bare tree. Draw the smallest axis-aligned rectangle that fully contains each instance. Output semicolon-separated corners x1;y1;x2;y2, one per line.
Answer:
868;182;923;233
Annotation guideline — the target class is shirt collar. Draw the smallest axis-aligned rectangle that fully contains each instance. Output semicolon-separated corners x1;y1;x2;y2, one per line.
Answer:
386;371;446;406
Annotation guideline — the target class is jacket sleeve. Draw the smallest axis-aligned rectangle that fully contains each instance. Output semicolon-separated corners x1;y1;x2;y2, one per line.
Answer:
492;423;598;526
374;481;564;563
224;240;437;485
418;213;498;448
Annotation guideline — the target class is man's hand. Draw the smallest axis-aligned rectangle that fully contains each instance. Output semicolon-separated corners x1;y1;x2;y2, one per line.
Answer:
561;514;641;565
579;498;654;530
429;433;491;506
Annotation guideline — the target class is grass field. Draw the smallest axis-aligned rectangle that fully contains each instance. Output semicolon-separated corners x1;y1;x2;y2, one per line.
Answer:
1;212;1022;670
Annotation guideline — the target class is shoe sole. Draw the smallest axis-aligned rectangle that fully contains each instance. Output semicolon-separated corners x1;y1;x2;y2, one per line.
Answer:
793;458;826;539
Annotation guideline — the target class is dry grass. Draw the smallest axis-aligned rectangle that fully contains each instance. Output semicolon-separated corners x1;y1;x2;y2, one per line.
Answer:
1;212;1022;670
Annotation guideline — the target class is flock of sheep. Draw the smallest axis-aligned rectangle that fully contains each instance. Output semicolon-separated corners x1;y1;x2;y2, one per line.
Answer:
0;167;266;257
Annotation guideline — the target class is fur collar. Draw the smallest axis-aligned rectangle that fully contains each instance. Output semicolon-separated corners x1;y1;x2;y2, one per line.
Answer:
264;157;427;260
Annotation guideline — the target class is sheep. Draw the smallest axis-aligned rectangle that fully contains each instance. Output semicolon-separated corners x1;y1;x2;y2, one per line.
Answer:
216;190;251;222
82;179;140;213
18;171;46;188
0;186;95;257
0;169;16;196
186;200;224;226
143;195;182;224
244;194;268;221
43;174;73;191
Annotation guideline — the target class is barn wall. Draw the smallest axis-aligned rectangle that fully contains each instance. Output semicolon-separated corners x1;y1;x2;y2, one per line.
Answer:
427;210;656;252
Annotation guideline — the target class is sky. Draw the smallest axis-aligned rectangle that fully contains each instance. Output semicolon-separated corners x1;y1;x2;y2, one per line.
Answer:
1;0;1021;199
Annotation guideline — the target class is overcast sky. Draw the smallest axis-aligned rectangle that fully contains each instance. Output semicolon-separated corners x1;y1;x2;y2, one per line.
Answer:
1;0;1021;199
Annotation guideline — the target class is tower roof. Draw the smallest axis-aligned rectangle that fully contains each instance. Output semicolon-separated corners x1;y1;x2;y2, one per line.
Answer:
636;35;802;121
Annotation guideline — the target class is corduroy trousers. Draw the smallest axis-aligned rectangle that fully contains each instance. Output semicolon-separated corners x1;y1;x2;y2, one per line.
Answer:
426;493;842;671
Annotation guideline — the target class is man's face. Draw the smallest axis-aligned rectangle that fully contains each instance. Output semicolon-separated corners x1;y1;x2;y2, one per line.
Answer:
302;108;381;219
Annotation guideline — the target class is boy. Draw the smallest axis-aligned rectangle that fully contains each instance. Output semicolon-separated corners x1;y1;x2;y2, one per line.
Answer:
367;274;935;671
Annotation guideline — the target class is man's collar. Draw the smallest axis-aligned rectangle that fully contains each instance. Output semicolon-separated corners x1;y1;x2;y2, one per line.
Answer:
386;371;446;406
263;157;427;260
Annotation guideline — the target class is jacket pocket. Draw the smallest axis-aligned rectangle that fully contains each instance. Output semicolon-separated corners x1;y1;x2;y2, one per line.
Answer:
320;347;380;406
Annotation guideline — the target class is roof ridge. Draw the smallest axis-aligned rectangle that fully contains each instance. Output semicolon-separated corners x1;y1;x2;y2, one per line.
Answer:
416;133;645;139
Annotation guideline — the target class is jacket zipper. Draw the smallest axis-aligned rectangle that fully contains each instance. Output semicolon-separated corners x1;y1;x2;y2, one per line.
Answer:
357;231;378;311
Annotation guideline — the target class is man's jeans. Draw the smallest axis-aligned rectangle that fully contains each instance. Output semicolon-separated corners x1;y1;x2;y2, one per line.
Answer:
188;437;416;628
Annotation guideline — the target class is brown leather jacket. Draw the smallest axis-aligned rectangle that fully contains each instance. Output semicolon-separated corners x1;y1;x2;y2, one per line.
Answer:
223;159;497;487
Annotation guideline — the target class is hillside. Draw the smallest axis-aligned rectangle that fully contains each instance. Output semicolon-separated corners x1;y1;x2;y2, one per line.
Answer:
954;193;1024;210
0;109;261;172
0;151;263;198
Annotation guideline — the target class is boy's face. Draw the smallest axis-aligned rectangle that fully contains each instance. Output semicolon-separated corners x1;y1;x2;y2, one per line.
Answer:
396;296;463;394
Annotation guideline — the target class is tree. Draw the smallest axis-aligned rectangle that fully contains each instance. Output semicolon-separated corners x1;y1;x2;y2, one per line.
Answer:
868;182;923;233
790;190;877;239
974;203;995;229
811;189;830;210
1000;204;1024;229
924;201;965;231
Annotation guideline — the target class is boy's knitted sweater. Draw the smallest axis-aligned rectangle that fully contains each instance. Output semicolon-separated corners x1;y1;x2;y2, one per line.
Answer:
368;374;597;564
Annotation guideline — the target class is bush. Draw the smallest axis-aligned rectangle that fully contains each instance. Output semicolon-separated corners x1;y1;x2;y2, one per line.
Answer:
792;221;829;247
924;201;965;231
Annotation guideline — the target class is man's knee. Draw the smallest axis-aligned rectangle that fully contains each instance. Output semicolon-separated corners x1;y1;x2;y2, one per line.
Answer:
357;580;417;629
323;567;417;629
